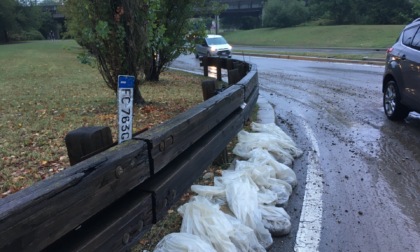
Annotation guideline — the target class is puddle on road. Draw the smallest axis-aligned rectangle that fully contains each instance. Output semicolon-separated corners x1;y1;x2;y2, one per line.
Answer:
349;122;381;157
349;119;420;229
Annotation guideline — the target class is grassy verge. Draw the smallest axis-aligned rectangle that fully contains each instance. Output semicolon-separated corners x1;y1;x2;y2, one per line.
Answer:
0;39;257;251
223;25;403;48
0;40;208;197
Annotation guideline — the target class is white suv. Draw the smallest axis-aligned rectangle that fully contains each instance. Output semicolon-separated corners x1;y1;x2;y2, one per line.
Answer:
195;34;232;58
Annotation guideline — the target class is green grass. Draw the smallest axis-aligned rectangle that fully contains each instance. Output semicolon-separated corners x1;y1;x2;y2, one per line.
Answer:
0;40;204;197
0;40;110;190
222;25;404;48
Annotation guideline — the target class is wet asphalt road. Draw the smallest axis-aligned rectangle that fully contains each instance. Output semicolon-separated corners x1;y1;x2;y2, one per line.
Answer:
233;45;387;59
171;54;420;252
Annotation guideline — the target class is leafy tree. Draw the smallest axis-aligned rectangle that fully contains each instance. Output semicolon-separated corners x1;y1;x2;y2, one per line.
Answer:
15;1;44;32
308;0;414;25
142;0;228;81
308;0;353;24
413;0;420;17
63;0;150;105
360;0;413;24
64;0;209;102
0;0;48;42
263;0;308;28
38;11;59;39
143;0;207;81
0;0;18;43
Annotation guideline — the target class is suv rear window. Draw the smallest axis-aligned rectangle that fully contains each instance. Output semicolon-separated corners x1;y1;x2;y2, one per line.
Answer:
402;26;420;46
411;30;420;49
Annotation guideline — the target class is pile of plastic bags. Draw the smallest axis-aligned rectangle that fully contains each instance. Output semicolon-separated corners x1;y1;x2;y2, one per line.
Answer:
154;122;302;252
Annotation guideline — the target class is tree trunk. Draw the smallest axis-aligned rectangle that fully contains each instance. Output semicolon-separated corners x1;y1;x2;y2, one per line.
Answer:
133;84;146;105
145;54;160;82
3;30;9;43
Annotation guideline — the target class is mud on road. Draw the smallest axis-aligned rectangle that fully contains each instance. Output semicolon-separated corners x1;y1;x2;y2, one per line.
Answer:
257;58;420;252
171;54;420;251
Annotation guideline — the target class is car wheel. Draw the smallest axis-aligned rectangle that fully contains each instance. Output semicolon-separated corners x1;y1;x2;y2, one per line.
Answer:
383;80;409;120
195;53;199;59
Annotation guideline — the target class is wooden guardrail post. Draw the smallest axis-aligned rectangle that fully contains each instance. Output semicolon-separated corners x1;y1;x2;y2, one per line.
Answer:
201;80;216;100
201;79;228;165
202;56;208;77
65;126;113;166
228;68;241;85
217;58;222;81
227;58;234;70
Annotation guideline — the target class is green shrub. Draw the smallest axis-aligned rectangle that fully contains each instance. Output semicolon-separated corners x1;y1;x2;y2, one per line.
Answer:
9;30;45;41
263;0;308;28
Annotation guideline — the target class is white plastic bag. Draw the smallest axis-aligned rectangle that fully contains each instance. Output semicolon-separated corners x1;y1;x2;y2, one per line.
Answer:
251;122;303;158
234;160;292;206
178;196;265;252
154;233;216;252
190;184;226;203
225;214;266;252
260;205;292;237
233;131;295;165
222;171;273;249
258;187;279;206
247;149;297;187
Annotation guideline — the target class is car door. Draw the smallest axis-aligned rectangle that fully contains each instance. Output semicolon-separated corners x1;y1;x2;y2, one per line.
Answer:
197;39;208;56
401;25;420;110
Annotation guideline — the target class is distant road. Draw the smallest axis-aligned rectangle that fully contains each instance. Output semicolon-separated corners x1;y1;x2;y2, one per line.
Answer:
232;45;387;60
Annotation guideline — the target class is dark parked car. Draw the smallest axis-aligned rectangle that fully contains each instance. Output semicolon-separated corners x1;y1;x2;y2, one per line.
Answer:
383;18;420;120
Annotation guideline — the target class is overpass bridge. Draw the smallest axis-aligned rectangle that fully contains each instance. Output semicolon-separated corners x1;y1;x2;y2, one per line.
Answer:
40;0;265;33
218;0;264;13
220;0;264;16
216;0;265;29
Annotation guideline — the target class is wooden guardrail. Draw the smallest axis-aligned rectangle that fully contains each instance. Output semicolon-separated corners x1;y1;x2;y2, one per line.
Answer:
0;57;259;252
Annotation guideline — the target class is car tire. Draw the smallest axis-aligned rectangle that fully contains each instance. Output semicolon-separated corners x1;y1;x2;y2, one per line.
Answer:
195;53;199;59
383;80;410;120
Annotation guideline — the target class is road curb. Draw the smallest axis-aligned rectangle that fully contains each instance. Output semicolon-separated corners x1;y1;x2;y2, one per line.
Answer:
256;95;276;124
239;52;384;66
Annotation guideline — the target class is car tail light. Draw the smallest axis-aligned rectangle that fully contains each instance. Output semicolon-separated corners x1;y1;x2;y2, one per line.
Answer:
386;48;394;54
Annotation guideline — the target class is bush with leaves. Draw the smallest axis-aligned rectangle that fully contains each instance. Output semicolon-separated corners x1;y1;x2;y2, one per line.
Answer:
64;0;150;104
263;0;308;28
64;0;213;102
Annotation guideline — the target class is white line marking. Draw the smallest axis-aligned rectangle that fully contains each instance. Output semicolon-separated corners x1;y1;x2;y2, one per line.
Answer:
294;118;323;252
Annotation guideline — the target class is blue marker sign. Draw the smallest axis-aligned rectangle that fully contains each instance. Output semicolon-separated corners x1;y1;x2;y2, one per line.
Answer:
118;75;135;144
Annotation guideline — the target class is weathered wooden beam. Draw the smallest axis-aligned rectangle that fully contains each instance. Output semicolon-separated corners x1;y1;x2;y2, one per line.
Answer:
242;85;260;124
136;85;244;174
139;105;250;223
43;190;153;252
0;140;150;251
235;65;258;100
